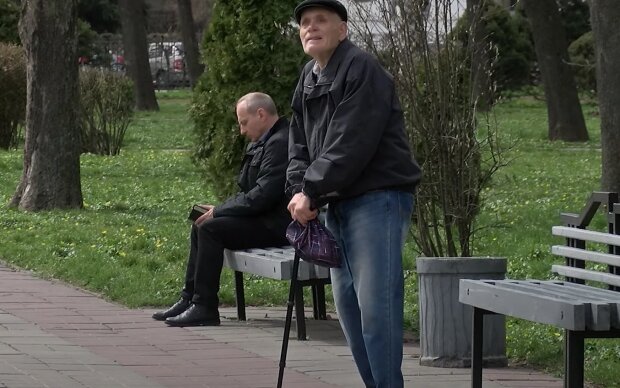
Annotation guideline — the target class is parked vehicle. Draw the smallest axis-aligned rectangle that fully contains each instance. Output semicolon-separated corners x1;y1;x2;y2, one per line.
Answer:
148;41;188;88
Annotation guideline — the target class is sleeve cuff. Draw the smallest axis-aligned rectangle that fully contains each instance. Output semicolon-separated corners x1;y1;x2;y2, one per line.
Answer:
286;183;302;198
301;188;318;211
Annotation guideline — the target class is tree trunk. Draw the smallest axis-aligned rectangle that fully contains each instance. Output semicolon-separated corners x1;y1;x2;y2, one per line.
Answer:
10;0;83;211
591;1;620;193
177;0;204;88
522;0;588;142
119;0;159;111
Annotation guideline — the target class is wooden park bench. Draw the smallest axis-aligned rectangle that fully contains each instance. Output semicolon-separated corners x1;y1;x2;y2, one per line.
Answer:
459;191;620;388
223;246;331;340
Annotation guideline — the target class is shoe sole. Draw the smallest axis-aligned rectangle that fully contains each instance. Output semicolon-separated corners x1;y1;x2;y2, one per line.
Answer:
164;320;221;327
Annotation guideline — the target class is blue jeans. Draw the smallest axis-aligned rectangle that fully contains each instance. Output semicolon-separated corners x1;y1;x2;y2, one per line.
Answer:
326;190;414;388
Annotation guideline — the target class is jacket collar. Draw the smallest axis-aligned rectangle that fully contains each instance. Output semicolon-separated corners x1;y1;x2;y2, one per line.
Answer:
304;39;354;88
247;117;287;150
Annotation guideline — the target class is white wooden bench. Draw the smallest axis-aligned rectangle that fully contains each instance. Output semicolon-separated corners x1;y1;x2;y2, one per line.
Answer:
223;246;331;340
459;191;620;388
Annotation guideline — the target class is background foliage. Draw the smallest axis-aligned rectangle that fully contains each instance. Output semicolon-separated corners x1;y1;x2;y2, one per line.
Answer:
456;1;535;94
79;67;134;155
557;0;591;44
568;31;595;94
0;42;25;149
0;0;19;43
191;0;305;200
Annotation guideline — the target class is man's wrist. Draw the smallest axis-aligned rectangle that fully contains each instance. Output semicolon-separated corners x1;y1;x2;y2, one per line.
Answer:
287;184;303;198
301;189;317;210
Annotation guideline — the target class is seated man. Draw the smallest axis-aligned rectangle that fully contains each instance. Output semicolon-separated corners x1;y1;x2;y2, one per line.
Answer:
153;92;291;327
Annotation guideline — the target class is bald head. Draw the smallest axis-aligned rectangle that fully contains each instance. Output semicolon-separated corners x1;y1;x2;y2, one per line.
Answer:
236;92;278;116
235;92;280;142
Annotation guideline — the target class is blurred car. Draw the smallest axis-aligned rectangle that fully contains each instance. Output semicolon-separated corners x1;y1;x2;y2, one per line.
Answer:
110;52;125;72
77;50;125;73
148;41;188;88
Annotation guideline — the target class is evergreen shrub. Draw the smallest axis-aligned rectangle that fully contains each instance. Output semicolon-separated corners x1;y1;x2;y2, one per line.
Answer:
0;42;26;149
0;0;20;44
191;0;305;200
79;67;134;155
568;31;595;94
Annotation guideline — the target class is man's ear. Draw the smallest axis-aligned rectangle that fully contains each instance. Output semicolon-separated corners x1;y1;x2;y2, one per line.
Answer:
339;22;348;41
256;107;266;120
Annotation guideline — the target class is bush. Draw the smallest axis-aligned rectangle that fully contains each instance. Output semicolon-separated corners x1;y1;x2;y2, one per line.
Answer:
568;31;596;94
191;0;305;200
558;0;591;45
0;0;20;44
79;67;134;155
349;0;503;257
0;42;26;149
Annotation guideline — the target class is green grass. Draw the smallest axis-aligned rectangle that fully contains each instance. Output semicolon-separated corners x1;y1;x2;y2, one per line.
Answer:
0;90;618;386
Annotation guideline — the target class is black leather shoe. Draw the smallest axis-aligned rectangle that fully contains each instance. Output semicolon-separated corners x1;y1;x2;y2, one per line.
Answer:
152;298;191;321
165;304;220;327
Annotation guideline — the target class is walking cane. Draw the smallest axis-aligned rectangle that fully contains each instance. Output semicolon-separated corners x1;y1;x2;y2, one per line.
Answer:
277;251;301;388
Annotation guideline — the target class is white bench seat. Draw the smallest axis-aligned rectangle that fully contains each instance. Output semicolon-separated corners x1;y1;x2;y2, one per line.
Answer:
223;246;331;340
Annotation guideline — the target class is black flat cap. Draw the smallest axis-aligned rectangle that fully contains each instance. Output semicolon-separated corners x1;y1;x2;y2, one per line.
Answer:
294;0;348;23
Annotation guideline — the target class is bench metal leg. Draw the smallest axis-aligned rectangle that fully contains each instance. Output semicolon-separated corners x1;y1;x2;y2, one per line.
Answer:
234;271;246;321
471;307;484;388
311;283;327;320
311;285;319;320
295;283;306;340
564;330;584;388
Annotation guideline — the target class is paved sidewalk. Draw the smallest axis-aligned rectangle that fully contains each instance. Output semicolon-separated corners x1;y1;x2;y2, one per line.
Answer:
0;262;564;388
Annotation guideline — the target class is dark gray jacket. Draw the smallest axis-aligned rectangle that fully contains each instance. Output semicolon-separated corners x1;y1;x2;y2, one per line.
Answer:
214;117;291;232
286;39;422;206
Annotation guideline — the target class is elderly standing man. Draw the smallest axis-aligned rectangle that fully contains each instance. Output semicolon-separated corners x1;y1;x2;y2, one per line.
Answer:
153;92;291;327
286;1;422;386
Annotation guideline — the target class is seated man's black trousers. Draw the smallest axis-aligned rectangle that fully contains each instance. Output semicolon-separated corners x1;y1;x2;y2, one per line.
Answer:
180;216;288;309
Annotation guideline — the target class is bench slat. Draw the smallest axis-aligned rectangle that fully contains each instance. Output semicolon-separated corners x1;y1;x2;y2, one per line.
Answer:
242;248;330;279
489;281;611;330
536;281;620;329
223;248;330;281
233;248;325;278
552;226;620;246
223;253;303;280
552;265;620;288
459;279;586;330
540;281;620;300
552;245;620;267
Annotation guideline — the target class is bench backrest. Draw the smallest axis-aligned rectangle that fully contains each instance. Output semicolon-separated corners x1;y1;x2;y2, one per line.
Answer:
551;192;620;291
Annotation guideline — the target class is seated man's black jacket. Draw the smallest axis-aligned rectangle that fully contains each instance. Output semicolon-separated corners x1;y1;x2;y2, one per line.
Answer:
213;117;291;234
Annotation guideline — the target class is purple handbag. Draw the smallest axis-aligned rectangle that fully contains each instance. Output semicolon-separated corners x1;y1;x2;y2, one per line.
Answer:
286;219;341;268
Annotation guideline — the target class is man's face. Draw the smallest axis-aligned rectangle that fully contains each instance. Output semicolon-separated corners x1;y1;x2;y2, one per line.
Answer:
236;102;265;142
298;7;347;61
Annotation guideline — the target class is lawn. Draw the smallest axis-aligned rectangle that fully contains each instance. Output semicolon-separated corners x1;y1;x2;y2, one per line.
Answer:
0;90;617;386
